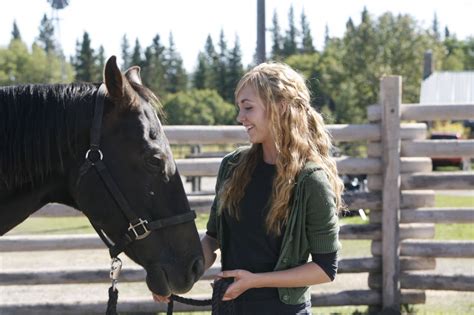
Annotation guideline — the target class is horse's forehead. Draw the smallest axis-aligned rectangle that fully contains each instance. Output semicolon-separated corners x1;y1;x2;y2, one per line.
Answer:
139;100;161;128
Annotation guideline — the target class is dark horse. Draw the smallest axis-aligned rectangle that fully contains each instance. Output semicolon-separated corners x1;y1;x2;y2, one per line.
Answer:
0;56;204;296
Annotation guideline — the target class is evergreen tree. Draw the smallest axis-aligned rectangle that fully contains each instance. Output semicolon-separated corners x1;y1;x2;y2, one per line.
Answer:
131;38;143;67
432;12;441;41
215;30;229;98
74;31;97;82
142;34;167;96
204;35;218;88
11;20;21;40
300;9;315;54
193;52;208;89
95;45;106;80
324;24;330;47
37;14;56;53
165;32;187;93
121;34;131;69
270;10;283;59
282;5;298;57
444;26;450;39
225;35;244;103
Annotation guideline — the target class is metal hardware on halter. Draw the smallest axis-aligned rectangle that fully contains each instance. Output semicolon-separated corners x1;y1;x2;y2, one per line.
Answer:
110;257;122;292
85;148;103;163
128;218;151;240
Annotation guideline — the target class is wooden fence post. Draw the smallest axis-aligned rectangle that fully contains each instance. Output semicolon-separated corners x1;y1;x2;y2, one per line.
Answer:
381;76;402;312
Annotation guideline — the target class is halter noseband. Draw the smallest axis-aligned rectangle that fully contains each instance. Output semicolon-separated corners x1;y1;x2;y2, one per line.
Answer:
77;84;196;258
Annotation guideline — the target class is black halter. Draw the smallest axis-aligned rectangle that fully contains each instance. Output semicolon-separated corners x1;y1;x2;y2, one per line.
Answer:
77;84;196;258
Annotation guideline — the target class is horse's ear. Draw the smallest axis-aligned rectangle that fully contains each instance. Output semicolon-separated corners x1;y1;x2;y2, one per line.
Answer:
125;66;142;85
104;56;125;99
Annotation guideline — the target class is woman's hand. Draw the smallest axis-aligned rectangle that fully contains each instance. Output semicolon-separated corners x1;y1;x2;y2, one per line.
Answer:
216;269;259;301
152;293;170;303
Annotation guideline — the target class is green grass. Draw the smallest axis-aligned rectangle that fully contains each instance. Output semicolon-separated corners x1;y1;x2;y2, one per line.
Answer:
435;194;474;208
434;194;474;240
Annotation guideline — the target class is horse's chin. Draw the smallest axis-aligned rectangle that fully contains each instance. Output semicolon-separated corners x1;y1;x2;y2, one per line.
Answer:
145;265;194;295
146;267;171;296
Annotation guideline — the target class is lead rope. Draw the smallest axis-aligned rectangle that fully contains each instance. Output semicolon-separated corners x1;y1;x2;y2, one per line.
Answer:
106;258;122;315
105;259;234;315
167;278;235;315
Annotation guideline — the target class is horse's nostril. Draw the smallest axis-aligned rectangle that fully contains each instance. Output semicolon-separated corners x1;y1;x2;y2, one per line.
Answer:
190;257;205;280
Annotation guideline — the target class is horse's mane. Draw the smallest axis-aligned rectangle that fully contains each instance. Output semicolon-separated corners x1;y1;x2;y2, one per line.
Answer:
0;80;164;190
0;83;98;189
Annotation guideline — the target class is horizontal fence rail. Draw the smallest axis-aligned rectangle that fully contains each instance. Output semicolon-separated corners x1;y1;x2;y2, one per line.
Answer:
368;172;474;190
367;104;474;121
0;258;436;286
30;190;437;218
370;208;474;224
371;240;474;258
368;273;474;291
0;224;436;252
163;124;427;144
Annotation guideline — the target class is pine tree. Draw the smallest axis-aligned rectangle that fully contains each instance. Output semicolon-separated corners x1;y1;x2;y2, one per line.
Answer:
324;24;330;47
142;34;167;96
270;10;283;59
131;38;143;67
225;35;244;103
205;35;218;88
165;32;187;93
300;9;315;54
74;31;97;82
37;14;56;53
121;34;131;69
282;5;298;57
444;26;450;39
95;45;105;80
11;20;21;40
215;30;228;99
432;12;440;41
193;52;208;89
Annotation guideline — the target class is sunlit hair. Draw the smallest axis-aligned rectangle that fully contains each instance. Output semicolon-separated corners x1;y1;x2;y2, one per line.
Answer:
219;62;344;235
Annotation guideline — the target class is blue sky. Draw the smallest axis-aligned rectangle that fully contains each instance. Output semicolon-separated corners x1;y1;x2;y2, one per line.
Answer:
1;0;472;71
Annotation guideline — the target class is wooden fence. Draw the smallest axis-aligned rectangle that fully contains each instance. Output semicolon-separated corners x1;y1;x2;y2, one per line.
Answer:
1;76;473;314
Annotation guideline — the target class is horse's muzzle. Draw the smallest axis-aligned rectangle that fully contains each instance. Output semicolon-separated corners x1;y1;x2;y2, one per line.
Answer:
146;256;204;295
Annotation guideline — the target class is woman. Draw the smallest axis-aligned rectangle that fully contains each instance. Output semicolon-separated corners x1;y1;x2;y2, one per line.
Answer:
155;62;343;314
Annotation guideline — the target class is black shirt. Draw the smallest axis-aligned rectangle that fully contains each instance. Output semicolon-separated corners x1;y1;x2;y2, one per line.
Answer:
209;157;337;301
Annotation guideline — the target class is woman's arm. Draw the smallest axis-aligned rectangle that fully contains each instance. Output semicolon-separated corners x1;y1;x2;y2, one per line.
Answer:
201;234;219;270
217;262;331;301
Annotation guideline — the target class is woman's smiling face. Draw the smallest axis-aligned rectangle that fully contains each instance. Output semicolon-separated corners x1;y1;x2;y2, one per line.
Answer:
236;84;273;146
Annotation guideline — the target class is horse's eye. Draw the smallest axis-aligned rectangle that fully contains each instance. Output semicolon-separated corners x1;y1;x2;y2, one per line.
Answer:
147;155;164;171
149;129;158;140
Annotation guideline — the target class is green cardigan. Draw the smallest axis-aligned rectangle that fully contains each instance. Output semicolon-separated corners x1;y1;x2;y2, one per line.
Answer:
206;147;341;305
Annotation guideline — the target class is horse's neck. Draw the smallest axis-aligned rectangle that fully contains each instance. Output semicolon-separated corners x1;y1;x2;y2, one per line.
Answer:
0;85;93;235
0;174;78;236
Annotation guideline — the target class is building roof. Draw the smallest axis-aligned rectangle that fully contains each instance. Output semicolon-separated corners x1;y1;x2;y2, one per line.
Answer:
420;71;474;104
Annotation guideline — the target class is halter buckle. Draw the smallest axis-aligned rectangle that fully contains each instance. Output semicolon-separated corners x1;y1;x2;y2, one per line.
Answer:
128;218;151;240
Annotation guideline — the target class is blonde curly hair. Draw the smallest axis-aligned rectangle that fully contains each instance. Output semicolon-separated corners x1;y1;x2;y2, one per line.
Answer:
220;62;344;235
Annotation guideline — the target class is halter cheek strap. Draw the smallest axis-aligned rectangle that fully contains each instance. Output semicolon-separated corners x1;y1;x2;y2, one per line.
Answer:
77;84;196;258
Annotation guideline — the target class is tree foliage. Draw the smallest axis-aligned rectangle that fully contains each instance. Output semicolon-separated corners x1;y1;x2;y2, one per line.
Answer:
1;7;472;126
163;89;235;125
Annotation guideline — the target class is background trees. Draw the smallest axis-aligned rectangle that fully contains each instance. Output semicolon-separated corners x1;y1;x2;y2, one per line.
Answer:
1;8;472;125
